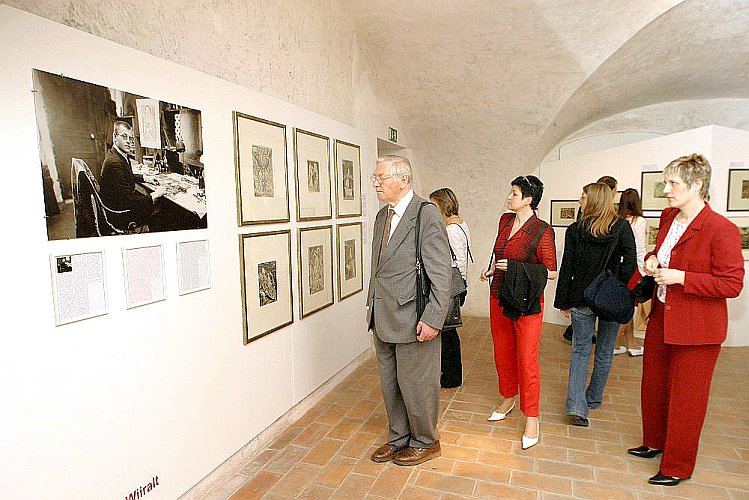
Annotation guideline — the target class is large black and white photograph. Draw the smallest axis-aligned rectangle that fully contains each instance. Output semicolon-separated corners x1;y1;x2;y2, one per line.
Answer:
336;222;363;301
727;169;749;211
34;69;207;240
293;128;331;221
298;226;333;318
239;230;293;344
234;112;289;225
334;139;362;217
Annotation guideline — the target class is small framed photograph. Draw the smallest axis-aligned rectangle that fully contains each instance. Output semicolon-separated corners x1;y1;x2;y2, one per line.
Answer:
641;171;669;211
729;218;749;260
727;169;749;211
550;200;579;227
337;222;363;301
298;226;334;318
334;139;362;218
123;245;166;309
239;230;293;344
234;112;290;225
645;217;661;252
294;128;331;221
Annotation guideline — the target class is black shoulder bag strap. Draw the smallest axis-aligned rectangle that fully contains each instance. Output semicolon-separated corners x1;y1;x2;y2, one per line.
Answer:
415;202;434;317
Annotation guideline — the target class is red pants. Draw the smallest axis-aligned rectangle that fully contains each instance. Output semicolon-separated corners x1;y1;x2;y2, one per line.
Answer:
489;298;543;417
641;300;721;479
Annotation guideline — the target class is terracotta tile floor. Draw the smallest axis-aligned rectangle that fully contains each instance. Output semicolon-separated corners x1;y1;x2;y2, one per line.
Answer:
226;317;749;499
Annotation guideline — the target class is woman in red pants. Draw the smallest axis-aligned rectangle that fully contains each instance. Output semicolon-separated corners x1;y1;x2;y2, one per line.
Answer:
480;175;556;450
628;153;744;486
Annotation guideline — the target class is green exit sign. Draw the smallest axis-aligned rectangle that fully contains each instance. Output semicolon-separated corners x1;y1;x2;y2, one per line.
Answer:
389;127;398;143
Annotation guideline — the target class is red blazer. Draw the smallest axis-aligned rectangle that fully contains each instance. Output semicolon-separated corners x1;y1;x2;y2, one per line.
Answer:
647;204;744;345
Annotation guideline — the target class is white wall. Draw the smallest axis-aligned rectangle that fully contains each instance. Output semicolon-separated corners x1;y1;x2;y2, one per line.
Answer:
0;7;382;498
538;125;749;346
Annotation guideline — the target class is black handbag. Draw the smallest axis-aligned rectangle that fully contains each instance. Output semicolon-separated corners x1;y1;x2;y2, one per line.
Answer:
583;237;635;324
415;202;432;318
443;251;468;330
632;275;655;304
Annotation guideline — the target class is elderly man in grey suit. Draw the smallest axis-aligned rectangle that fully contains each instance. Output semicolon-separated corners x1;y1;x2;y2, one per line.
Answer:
366;155;452;466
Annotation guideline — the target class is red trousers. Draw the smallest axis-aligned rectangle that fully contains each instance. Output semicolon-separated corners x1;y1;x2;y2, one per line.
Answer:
489;298;543;417
641;300;721;479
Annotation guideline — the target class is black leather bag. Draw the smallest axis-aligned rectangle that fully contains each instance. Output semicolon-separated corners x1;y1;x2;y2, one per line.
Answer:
583;238;635;324
443;261;467;330
632;275;655;304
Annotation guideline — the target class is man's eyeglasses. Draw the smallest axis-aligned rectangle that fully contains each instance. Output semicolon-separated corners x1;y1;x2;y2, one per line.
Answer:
116;132;134;141
370;174;394;184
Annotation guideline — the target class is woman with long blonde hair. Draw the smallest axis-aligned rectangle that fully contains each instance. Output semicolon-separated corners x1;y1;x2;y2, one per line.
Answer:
554;182;636;427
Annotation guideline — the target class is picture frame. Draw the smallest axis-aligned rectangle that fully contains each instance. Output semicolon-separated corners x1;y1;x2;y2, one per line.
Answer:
729;218;749;260
334;139;362;218
613;190;623;212
239;230;293;344
550;200;579;227
336;222;363;301
294;128;332;221
234;112;289;225
727;169;749;212
49;251;108;326
297;226;334;318
641;171;669;211
177;239;211;295
123;245;166;309
645;216;661;252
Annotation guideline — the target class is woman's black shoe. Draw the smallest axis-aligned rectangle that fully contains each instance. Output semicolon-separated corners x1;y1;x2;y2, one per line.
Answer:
568;415;589;427
648;472;680;486
627;445;663;459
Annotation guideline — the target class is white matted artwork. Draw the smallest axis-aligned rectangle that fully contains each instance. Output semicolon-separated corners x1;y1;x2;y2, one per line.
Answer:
641;171;669;211
49;251;108;326
727;169;749;212
294;128;331;221
123;245;166;309
234;112;289;225
550;200;579;227
645;217;661;252
239;230;293;344
177;239;211;295
337;222;363;301
729;218;749;260
334;139;362;218
298;226;334;318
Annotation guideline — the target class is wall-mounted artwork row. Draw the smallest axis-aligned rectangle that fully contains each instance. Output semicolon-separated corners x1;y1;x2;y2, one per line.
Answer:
294;129;331;221
334;140;362;218
337;222;363;301
297;226;334;318
234;112;290;225
239;230;294;344
33;69;207;240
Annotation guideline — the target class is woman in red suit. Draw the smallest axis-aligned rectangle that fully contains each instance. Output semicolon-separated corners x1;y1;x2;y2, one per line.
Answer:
628;154;744;486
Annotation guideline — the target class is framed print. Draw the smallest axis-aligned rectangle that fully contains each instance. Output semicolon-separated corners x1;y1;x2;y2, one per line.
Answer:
234;112;289;225
239;230;293;344
123;245;166;309
729;218;749;260
337;222;363;301
298;226;334;318
550;200;579;227
613;190;623;212
294;129;332;221
641;171;669;211
727;169;749;211
334;139;362;218
50;251;108;326
177;239;211;295
645;217;661;252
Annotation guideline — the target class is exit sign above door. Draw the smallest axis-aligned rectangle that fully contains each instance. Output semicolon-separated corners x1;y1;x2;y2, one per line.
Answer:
389;127;398;143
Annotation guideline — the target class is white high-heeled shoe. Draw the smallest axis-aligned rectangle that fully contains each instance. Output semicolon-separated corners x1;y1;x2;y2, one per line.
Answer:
487;400;515;421
522;419;540;450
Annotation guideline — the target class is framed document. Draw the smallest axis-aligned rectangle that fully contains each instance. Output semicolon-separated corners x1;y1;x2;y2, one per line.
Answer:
294;128;331;221
729;218;749;260
239;230;293;344
550;200;579;227
645;216;661;252
297;226;334;318
234;112;289;225
334;139;362;218
727;169;749;211
337;222;363;301
177;239;211;295
123;245;166;309
50;251;108;326
641;171;669;211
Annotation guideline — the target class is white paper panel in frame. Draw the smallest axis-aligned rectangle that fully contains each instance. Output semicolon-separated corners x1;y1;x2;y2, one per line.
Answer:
645;217;661;252
294;129;331;221
550;200;579;227
337;222;363;301
234;112;289;225
239;230;293;344
729;218;749;260
123;245;166;309
334;139;362;218
177;239;211;295
49;251;108;326
727;169;749;211
641;171;669;211
298;226;334;318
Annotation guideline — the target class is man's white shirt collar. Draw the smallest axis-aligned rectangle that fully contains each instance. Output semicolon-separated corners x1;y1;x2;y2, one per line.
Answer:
391;189;414;217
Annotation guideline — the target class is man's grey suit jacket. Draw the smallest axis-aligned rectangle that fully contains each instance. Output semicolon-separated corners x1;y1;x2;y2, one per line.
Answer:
367;194;452;343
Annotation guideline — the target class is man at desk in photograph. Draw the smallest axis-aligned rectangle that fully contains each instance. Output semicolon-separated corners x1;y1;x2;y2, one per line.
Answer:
99;120;166;231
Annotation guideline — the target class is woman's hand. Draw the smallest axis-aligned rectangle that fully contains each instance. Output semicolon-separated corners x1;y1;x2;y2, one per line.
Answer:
495;259;508;272
644;255;660;276
479;269;493;282
654;268;685;286
560;309;571;318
